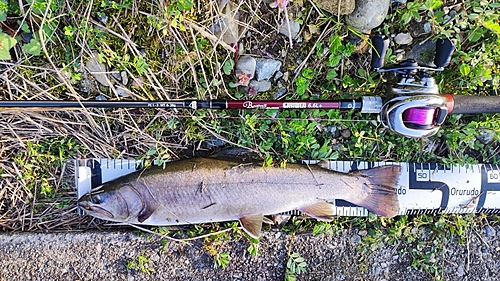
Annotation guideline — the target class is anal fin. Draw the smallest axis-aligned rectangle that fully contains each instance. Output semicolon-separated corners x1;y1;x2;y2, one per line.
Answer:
239;213;263;239
298;201;335;221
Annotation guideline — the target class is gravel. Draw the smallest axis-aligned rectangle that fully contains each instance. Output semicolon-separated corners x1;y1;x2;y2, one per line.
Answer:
1;224;499;280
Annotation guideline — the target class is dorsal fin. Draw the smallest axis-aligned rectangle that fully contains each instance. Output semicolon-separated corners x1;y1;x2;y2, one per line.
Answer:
239;213;263;238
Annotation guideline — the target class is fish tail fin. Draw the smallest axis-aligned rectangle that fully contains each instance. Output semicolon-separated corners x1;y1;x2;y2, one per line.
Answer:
352;165;401;218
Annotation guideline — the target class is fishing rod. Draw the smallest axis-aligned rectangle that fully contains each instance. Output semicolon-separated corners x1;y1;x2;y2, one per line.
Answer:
2;36;499;138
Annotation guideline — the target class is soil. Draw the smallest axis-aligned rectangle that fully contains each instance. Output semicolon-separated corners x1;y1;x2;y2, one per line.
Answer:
1;224;498;280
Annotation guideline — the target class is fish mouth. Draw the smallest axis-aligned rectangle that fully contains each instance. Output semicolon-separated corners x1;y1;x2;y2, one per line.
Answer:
78;201;115;219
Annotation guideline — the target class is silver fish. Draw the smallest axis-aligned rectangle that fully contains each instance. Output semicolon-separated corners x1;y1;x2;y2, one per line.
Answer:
79;158;401;238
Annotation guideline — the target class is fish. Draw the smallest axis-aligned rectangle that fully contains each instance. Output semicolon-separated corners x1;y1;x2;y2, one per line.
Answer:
78;158;401;238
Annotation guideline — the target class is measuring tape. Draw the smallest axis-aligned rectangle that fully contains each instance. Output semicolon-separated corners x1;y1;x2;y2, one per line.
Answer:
76;159;500;216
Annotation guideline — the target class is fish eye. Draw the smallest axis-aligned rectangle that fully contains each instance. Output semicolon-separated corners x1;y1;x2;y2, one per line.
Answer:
92;195;101;204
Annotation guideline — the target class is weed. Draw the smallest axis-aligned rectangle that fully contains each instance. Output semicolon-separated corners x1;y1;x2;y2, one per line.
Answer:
13;137;83;197
285;252;307;281
125;252;154;274
203;229;233;269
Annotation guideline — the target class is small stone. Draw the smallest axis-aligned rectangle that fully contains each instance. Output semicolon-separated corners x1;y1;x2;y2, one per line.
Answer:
282;72;289;82
121;71;129;85
255;58;282;81
358;230;368;236
274;71;283;80
350;235;361;243
392;255;399;260
341;129;351;138
235;55;256;79
327;126;341;138
372;264;382;275
423;22;432;33
394;33;413;45
86;53;111;86
274;88;287;99
97;13;109;25
209;2;240;44
139;48;147;57
249;80;272;92
115;86;131;97
131;77;144;87
279;19;300;39
477;130;494;144
111;69;122;81
345;0;390;33
206;136;225;148
95;94;107;101
315;0;356;15
485;225;496;237
457;263;465;277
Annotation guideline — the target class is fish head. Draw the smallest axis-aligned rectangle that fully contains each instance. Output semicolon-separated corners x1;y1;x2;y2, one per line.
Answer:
78;183;145;222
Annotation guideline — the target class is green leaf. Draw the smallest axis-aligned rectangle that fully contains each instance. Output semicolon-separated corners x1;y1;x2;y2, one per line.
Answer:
468;27;485;42
22;38;41;56
0;0;7;21
459;64;470;76
483;20;500;36
222;59;234;75
326;68;337;80
0;32;17;60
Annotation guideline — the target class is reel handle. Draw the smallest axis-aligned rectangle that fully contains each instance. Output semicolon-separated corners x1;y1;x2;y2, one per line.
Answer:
370;35;390;70
434;38;454;68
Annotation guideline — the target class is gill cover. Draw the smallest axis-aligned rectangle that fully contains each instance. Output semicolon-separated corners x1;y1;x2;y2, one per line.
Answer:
79;182;149;222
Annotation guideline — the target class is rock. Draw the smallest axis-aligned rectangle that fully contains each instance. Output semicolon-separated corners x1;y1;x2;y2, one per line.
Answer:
97;13;109;25
255;58;282;81
372;264;382;275
86;53;111;86
423;22;432;34
345;0;390;33
111;69;122;81
274;71;283;80
249;80;272;92
120;71;128;85
350;235;361;243
394;33;413;45
235;55;256;79
115;86;131;97
391;0;406;4
327;126;341;138
95;94;107;100
279;19;300;39
315;0;356;15
477;130;494;144
406;40;436;65
341;129;351;138
205;136;225;148
274;88;287;99
457;263;465;277
209;2;240;44
485;225;496;237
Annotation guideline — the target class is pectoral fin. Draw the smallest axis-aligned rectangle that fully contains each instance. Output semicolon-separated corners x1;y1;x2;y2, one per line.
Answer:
298;201;335;221
239;213;263;238
137;204;155;223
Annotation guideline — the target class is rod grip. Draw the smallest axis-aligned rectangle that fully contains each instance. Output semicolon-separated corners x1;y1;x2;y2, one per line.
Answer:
450;95;500;114
371;35;390;70
434;38;454;68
